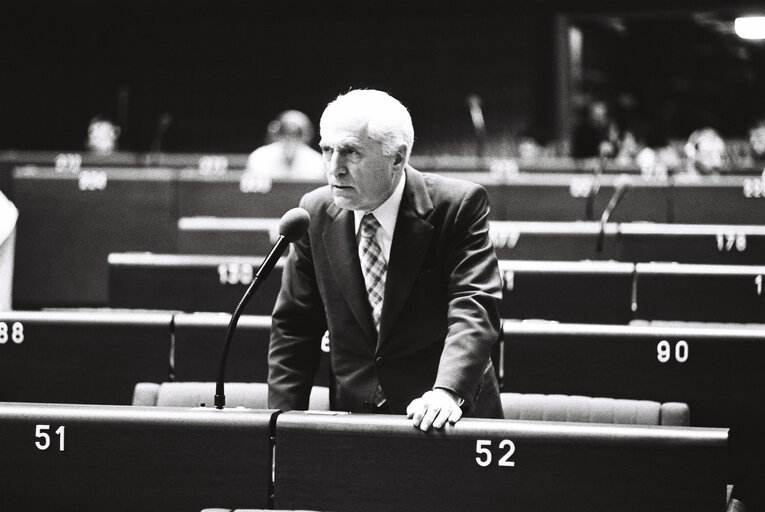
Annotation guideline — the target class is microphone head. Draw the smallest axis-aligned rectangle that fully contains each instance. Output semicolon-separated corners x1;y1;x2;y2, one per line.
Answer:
279;207;311;242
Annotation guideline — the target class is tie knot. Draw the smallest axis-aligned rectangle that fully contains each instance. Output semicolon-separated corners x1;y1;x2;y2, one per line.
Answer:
360;213;381;238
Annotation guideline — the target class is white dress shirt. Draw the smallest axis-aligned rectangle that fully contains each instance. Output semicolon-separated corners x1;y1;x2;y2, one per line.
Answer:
353;170;406;265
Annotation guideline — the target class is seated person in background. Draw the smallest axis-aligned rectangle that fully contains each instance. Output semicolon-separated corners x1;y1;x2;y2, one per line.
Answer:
86;115;120;153
748;119;765;170
683;127;726;175
571;99;620;159
241;110;325;192
268;89;504;431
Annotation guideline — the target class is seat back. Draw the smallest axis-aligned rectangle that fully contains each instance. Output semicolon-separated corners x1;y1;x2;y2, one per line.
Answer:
501;392;689;426
133;381;330;410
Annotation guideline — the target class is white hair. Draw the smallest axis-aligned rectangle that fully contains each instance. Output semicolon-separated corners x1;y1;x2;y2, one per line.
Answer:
320;89;414;164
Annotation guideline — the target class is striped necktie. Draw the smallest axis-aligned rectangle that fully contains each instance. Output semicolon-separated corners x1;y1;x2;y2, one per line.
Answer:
359;213;388;408
359;213;386;333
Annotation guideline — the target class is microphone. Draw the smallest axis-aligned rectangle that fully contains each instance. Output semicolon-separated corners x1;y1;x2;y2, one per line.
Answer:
585;141;613;220
215;207;311;409
665;165;676;224
466;94;487;160
150;112;174;154
596;175;633;253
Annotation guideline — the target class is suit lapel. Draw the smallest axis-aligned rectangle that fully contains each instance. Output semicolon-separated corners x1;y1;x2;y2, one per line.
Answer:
378;168;434;350
322;204;377;343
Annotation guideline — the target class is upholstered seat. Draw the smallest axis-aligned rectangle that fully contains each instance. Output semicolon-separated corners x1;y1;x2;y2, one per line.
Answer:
133;381;330;411
501;392;690;426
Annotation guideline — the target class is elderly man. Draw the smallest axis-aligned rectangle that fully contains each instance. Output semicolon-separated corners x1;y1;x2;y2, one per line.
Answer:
268;89;503;431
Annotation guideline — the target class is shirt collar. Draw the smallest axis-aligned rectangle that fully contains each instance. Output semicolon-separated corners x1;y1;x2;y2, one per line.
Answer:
354;169;406;237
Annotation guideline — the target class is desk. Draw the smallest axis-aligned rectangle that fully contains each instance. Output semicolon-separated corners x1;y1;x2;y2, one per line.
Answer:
12;166;177;307
108;252;282;314
0;150;143;200
498;260;635;323
173;312;331;388
501;321;765;429
274;411;728;512
0;402;275;511
635;263;765;323
177;169;322;218
0;310;171;405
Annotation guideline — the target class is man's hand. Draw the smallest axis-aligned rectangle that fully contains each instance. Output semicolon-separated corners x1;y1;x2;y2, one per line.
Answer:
406;389;463;431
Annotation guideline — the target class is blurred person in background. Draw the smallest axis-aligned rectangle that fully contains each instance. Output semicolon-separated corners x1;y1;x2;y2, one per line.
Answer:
0;190;18;310
85;115;121;154
571;99;620;159
241;110;324;192
683;127;726;175
748;118;765;168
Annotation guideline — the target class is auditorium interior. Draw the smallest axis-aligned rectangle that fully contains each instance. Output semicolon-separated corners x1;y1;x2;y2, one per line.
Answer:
2;0;765;510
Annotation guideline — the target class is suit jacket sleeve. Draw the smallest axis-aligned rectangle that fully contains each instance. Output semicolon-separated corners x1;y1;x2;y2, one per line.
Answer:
267;198;327;411
433;184;502;413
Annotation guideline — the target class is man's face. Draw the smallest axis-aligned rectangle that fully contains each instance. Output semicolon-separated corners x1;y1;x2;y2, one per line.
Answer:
320;117;401;211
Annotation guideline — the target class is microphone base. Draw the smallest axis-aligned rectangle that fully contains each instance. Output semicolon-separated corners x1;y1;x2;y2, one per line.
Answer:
214;394;225;410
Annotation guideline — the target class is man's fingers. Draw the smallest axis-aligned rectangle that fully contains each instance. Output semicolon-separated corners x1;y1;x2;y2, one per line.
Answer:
432;406;453;429
409;399;428;426
448;405;463;424
406;399;420;419
419;404;440;431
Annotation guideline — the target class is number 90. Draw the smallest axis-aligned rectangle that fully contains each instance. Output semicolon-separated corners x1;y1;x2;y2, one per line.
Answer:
657;340;688;363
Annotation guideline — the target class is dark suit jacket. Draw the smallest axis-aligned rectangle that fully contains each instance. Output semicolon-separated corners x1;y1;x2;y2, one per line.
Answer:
268;167;503;417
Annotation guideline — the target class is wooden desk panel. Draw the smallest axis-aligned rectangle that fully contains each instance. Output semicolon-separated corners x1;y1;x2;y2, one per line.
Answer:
12;166;177;308
0;310;172;405
499;260;635;323
173;312;331;388
0;403;275;511
635;263;765;323
177;170;321;218
108;253;282;314
275;412;728;512
501;321;765;429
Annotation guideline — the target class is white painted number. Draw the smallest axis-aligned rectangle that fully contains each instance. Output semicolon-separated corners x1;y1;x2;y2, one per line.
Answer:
498;439;516;467
35;425;65;451
743;178;765;199
217;263;254;285
55;153;82;174
716;233;746;252
198;156;229;176
78;170;107;191
475;439;492;467
657;340;689;363
321;331;331;353
476;439;516;468
756;275;762;296
239;173;272;194
0;322;24;344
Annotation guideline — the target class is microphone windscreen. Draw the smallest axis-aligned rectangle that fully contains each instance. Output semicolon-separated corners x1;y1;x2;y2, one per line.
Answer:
279;207;311;242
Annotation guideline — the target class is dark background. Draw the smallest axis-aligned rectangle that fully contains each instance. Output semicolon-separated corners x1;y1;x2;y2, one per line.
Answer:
2;0;764;154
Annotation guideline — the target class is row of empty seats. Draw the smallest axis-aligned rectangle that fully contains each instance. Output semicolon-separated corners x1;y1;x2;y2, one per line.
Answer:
107;253;765;324
178;216;765;264
3;310;763;433
10;165;765;307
